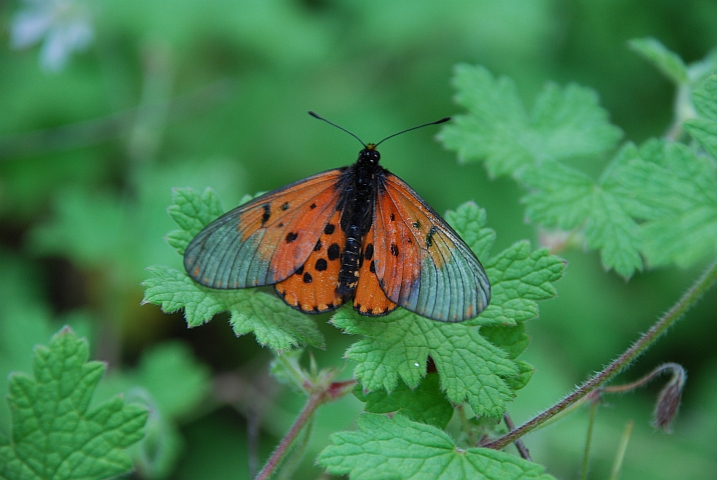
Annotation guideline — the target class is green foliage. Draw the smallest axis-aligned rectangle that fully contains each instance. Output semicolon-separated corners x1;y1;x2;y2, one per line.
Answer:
318;413;555;480
354;373;454;429
4;0;717;477
333;203;562;419
440;48;717;278
147;194;563;421
439;64;622;177
0;328;148;480
95;342;212;478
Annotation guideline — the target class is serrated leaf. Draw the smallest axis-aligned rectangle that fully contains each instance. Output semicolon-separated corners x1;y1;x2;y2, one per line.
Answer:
143;265;324;351
504;361;535;391
166;187;225;254
0;328;148;480
685;74;717;159
334;308;517;419
354;373;453;429
521;159;643;278
616;141;717;267
439;64;621;177
332;204;563;419
629;37;689;85
481;323;530;360
444;202;495;259
691;74;717;121
685;119;717;161
318;413;555;480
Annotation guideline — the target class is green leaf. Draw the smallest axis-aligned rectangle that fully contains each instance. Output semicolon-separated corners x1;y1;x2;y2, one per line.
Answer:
615;140;717;267
691;74;717;121
629;37;689;85
520;145;644;278
166;187;225;254
29;188;124;268
97;341;211;420
332;203;564;419
354;373;454;429
143;265;324;351
439;64;621;177
318;413;555;480
481;323;530;360
685;74;717;159
0;328;148;480
479;241;564;326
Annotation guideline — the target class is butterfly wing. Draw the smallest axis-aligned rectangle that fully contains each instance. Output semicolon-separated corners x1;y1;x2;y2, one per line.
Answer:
274;209;349;313
368;172;490;322
184;168;347;289
353;221;399;316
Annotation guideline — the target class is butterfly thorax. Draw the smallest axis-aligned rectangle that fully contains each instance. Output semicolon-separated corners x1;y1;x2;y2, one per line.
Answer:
335;144;386;298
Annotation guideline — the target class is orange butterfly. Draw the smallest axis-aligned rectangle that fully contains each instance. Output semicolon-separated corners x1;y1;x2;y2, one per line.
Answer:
184;112;490;322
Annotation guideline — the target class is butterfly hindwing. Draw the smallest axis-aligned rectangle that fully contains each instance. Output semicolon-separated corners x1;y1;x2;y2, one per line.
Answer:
353;222;399;316
275;209;348;313
184;169;345;289
370;172;490;322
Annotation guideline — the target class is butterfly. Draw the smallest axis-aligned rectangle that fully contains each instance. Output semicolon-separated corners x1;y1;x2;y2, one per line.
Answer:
184;112;490;322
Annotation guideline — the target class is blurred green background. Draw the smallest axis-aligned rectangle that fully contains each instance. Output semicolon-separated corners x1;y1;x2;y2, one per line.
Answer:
2;0;717;478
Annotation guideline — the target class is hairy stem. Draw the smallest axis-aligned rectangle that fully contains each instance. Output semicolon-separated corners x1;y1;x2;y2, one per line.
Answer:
255;379;355;480
486;259;717;451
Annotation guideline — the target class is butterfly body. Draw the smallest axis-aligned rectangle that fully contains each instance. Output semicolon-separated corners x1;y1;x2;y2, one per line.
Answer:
184;117;490;322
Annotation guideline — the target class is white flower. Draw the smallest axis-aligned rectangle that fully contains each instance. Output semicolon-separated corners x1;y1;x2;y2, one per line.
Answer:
10;0;94;72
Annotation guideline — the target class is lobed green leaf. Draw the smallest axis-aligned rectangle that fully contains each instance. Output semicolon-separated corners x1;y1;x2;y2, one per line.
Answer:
439;64;621;177
333;203;564;419
0;328;148;480
354;373;454;429
143;265;324;351
318;413;555;480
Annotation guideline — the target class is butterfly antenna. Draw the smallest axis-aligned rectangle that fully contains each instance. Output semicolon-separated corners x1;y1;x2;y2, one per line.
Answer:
374;116;451;147
308;111;367;148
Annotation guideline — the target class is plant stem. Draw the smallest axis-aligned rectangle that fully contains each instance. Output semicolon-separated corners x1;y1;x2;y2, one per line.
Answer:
503;413;531;461
608;421;634;480
255;380;355;480
579;398;599;480
486;259;717;451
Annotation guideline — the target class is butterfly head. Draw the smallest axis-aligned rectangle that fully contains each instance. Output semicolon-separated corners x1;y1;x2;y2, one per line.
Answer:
359;144;381;166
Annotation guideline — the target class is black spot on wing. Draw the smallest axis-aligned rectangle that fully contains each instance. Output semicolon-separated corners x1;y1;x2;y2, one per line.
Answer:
314;239;322;252
315;258;328;271
324;223;336;235
294;265;304;275
426;226;438;248
303;272;313;283
364;243;374;261
390;243;399;257
328;243;341;261
286;232;299;243
261;204;271;226
281;202;290;211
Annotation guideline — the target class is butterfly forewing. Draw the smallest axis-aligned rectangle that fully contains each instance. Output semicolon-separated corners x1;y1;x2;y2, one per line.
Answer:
185;169;345;289
371;173;490;322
